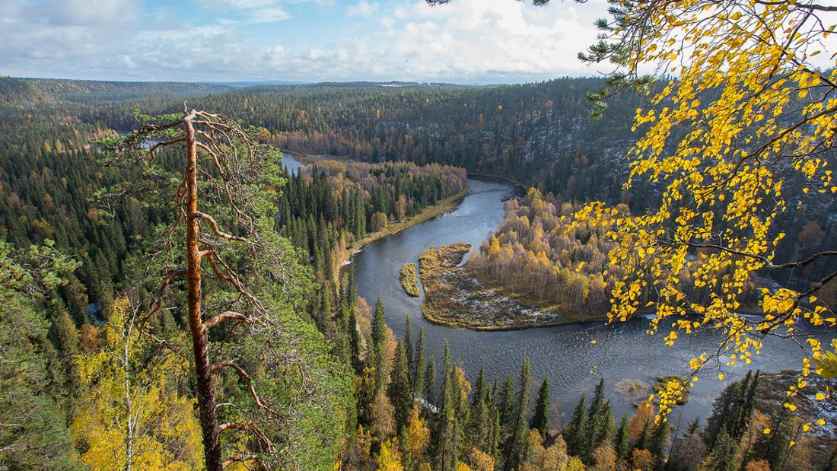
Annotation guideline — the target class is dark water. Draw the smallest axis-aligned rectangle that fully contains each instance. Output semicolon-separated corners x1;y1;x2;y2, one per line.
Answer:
282;154;826;428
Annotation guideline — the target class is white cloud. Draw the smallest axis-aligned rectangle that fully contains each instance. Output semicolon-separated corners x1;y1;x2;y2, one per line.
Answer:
1;0;617;82
46;0;139;26
200;0;290;23
347;1;378;17
372;0;608;80
249;6;290;22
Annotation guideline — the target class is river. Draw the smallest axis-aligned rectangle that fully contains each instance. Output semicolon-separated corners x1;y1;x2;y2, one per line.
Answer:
283;154;828;430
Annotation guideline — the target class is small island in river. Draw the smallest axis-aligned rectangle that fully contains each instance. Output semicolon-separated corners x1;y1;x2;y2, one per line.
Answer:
418;243;569;330
399;263;420;297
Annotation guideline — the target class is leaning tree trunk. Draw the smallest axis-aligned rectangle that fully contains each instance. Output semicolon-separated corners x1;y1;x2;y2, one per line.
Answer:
184;114;222;471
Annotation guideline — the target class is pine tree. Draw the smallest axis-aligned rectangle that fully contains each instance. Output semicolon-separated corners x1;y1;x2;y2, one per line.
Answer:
531;378;550;436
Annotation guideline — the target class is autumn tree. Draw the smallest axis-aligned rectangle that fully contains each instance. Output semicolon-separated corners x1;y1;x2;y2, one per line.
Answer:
71;298;203;470
435;0;837;418
570;0;837;415
378;439;406;471
406;404;431;468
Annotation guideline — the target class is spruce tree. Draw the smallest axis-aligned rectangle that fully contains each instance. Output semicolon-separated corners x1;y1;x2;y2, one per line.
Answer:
704;380;738;449
489;406;502;462
404;316;414;377
469;368;489;450
583;379;610;461
424;357;436;405
762;409;792;470
638;420;652;451
372;299;387;392
414;329;426;399
349;308;362;372
650;420;670;465
595;402;615;451
506;358;532;471
435;365;459;471
499;376;516;434
389;341;413;431
687;418;701;435
707;429;739;471
473;368;487;408
736;370;760;439
531;378;550;436
566;395;588;458
615;415;631;462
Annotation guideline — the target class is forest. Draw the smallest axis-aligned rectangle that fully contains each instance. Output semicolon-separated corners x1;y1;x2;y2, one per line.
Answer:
467;188;618;319
349;308;833;470
2;0;837;464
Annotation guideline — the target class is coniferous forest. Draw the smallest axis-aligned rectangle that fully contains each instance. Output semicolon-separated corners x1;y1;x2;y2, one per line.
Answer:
1;72;834;471
2;0;837;468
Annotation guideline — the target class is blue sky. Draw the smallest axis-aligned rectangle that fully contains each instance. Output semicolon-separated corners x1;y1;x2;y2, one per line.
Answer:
1;0;613;83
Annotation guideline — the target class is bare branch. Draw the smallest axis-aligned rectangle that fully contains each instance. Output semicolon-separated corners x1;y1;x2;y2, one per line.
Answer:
195;211;249;243
203;311;248;330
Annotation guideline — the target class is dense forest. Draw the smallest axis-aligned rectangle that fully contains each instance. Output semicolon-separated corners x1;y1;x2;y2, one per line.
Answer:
350;306;831;470
277;159;467;279
466;187;771;319
1;71;835;470
467;188;619;318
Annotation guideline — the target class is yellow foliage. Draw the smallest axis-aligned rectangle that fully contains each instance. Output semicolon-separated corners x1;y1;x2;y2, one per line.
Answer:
406;404;430;459
565;456;586;471
573;0;837;422
71;298;203;470
376;439;404;471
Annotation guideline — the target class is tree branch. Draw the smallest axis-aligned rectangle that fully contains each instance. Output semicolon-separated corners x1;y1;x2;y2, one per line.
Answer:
203;311;248;330
210;362;279;416
194;211;249;243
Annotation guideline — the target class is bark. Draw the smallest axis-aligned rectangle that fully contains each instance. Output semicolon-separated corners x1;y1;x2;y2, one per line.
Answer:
184;112;222;471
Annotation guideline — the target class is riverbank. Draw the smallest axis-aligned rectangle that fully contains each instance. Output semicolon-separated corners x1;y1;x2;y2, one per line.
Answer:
418;243;580;330
346;191;468;262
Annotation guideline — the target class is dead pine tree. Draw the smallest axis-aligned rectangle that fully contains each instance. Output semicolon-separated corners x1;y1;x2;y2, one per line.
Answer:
106;108;290;470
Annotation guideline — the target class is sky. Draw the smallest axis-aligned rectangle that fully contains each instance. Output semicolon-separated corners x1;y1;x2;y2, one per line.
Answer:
0;0;613;83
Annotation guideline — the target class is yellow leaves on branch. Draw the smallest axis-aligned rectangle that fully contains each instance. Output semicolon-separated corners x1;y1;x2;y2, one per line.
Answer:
71;298;203;471
575;0;836;421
